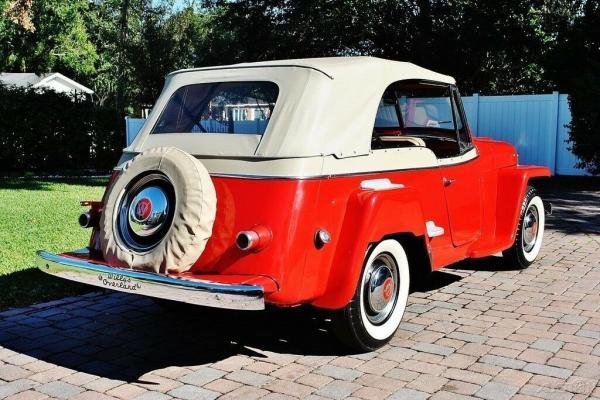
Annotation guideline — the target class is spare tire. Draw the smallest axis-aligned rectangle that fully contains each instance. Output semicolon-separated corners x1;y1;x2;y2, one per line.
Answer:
100;147;216;274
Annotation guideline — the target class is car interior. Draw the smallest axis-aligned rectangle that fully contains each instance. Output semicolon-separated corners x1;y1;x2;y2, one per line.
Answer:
372;80;471;159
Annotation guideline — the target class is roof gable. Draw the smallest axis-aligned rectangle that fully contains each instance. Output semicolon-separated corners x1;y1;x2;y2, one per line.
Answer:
34;73;94;94
0;72;93;94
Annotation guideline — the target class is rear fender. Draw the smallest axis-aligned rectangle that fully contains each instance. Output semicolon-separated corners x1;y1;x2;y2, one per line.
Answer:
496;166;550;248
311;186;427;310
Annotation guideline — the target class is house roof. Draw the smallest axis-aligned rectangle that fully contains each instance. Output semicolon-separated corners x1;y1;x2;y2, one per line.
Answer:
0;72;94;94
0;73;41;86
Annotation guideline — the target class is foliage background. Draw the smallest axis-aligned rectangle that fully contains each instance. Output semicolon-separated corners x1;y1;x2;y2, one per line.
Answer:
0;0;598;173
0;85;121;172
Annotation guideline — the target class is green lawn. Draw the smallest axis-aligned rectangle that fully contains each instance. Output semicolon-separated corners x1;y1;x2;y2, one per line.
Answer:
0;178;107;310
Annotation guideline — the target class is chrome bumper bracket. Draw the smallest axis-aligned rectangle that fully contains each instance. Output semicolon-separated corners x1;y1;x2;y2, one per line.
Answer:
37;249;265;310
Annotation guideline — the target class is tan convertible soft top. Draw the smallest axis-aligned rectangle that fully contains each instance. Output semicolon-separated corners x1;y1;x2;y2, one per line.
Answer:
128;57;455;159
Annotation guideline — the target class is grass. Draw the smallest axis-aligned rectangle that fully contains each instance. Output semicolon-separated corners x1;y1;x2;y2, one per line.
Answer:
0;178;107;310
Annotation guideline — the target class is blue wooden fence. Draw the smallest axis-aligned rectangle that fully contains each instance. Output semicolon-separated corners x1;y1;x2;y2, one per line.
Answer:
126;92;586;175
125;116;146;147
463;92;586;176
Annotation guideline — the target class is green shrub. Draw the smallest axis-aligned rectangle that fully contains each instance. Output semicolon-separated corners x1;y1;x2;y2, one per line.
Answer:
0;84;124;174
568;76;600;175
545;1;600;175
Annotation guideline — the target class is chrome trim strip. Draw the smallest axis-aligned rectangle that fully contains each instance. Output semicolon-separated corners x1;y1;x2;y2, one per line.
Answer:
37;249;265;310
436;147;478;166
208;168;430;180
168;65;334;80
121;148;479;181
206;164;448;180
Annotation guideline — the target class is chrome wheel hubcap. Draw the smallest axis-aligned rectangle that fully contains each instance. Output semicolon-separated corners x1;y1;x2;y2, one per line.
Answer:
364;253;398;325
117;173;175;252
522;204;539;252
128;186;169;236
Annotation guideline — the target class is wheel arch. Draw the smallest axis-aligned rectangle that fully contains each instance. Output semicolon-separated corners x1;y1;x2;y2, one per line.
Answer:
495;166;550;249
311;188;429;310
381;232;432;286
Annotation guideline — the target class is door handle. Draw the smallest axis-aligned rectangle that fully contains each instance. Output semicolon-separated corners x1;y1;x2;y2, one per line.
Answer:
443;177;455;187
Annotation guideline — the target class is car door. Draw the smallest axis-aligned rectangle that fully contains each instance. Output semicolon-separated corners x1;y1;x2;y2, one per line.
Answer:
440;88;483;247
373;80;483;249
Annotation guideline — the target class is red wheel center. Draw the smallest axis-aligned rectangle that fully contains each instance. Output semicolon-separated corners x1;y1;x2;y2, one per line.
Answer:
382;277;394;300
135;198;152;221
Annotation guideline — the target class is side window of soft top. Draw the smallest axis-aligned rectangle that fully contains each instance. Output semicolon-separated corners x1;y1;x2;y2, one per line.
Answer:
372;80;474;158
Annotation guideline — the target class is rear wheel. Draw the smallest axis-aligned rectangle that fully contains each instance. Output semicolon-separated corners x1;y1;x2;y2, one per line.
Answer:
503;186;545;268
332;239;410;351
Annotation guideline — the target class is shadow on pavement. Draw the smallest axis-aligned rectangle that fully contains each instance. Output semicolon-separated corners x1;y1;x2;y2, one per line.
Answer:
411;270;463;292
535;176;600;235
0;270;466;383
446;255;524;272
0;293;353;382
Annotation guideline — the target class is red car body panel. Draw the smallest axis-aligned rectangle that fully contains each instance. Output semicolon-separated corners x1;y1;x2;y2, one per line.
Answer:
79;137;549;310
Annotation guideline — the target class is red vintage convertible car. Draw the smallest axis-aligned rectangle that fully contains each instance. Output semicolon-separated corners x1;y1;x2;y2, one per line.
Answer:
38;57;550;350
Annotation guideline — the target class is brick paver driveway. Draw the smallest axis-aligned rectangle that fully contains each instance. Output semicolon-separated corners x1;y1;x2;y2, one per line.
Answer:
1;179;599;400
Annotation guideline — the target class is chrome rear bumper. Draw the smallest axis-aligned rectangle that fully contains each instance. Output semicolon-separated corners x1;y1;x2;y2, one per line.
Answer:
37;249;265;310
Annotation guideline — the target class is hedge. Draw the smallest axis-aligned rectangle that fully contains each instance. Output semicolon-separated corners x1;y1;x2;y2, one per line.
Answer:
0;84;124;174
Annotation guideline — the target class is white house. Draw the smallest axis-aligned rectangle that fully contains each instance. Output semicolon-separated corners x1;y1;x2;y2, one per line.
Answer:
0;72;94;98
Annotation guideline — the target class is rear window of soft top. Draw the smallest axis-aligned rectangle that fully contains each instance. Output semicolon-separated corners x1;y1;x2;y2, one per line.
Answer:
151;81;279;135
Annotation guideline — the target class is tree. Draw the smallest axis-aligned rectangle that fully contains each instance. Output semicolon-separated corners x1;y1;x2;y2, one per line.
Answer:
127;5;212;108
85;0;146;113
202;0;572;95
546;0;600;174
1;0;598;173
3;0;35;32
203;0;369;62
0;0;98;77
84;1;212;113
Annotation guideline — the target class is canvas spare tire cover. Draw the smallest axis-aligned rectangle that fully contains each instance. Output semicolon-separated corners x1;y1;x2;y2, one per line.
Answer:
100;147;216;274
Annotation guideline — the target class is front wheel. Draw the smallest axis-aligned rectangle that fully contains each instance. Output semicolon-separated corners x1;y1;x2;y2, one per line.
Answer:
332;239;410;351
503;186;546;268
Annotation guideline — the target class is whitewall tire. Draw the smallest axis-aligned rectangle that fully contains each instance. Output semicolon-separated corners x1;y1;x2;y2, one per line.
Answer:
521;196;545;262
503;186;545;268
333;239;410;351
